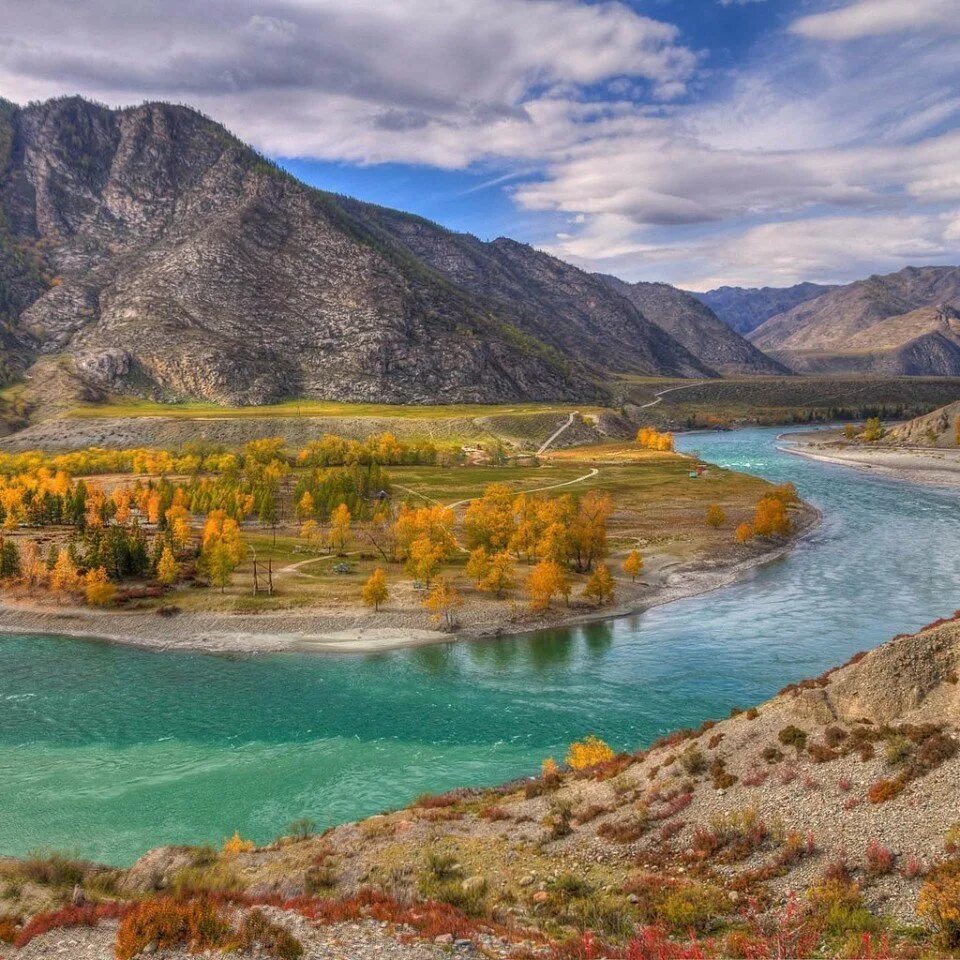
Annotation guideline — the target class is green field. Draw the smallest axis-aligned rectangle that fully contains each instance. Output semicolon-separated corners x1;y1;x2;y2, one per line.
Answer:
68;398;605;420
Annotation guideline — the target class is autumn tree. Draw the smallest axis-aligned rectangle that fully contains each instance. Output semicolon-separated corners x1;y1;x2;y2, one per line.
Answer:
583;562;615;606
328;503;352;555
463;484;515;551
735;522;753;543
526;559;570;611
567;490;612;572
862;417;885;442
156;545;179;586
50;551;81;593
465;546;491;586
753;496;791;538
362;567;389;612
208;540;237;593
84;567;116;606
481;551;516;597
406;535;446;585
423;576;462;629
705;504;726;529
297;490;315;522
622;549;643;582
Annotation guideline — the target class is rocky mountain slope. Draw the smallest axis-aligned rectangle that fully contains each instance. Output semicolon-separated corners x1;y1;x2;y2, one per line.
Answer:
4;615;960;957
692;282;834;335
749;266;960;374
599;276;789;376
0;95;779;418
883;399;960;446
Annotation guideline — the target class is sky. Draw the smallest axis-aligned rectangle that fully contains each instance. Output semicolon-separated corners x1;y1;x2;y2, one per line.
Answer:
1;0;959;290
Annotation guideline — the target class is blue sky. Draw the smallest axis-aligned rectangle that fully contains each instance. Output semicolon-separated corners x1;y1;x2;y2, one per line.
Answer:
2;0;959;289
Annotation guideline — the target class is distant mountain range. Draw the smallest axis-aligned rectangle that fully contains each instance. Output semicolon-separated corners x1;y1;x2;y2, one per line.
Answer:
0;95;789;416
747;266;960;375
691;283;835;335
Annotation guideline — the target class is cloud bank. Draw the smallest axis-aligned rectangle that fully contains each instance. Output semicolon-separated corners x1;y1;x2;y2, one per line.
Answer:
1;0;958;287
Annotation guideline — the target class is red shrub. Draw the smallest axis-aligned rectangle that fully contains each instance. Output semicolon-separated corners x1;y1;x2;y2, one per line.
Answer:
15;902;126;948
865;841;895;875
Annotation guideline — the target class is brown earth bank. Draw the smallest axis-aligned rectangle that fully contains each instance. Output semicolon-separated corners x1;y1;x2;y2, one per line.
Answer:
4;614;960;958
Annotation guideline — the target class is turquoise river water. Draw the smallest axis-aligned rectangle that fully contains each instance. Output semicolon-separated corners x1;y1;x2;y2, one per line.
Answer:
1;426;958;865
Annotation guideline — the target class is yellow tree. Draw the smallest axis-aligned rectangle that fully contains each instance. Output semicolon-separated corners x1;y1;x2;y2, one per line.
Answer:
735;522;753;543
463;484;516;551
50;551;81;593
583;562;615;606
156;545;179;586
362;567;389;612
465;546;491;587
297;491;315;522
568;490;612;572
208;540;236;593
481;551;516;597
622;549;644;582
526;559;570;611
328;503;352;555
705;504;726;529
299;519;324;552
423;577;462;629
84;567;117;606
406;535;445;585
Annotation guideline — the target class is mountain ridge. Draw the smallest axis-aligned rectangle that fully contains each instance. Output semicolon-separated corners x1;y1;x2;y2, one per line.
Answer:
0;95;785;417
691;281;835;335
749;266;960;374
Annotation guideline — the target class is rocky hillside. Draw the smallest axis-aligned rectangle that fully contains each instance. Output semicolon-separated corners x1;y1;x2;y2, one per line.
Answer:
598;276;788;376
4;616;960;957
0;95;785;419
750;266;960;374
692;282;834;335
884;399;960;446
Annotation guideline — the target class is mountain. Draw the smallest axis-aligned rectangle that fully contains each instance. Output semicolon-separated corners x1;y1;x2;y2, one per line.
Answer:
597;276;789;376
749;266;960;374
692;281;834;334
0;96;729;415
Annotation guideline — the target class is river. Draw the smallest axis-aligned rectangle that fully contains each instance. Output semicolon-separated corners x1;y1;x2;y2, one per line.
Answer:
1;426;958;865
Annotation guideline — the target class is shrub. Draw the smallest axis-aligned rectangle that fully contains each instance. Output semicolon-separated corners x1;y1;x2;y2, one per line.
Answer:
778;726;807;751
15;903;126;948
946;823;960;854
597;814;648;845
221;831;255;857
679;746;706;775
15;852;88;888
807;879;879;937
656;881;728;934
762;745;784;764
0;917;16;944
884;735;912;766
238;910;303;959
544;798;574;841
659;819;685;842
864;841;895;875
808;743;839;763
825;726;848;747
566;736;615;771
169;863;244;897
115;897;233;960
838;776;852;792
867;776;906;804
710;759;737;789
918;861;960;948
901;856;924;880
745;707;759;720
286;818;316;840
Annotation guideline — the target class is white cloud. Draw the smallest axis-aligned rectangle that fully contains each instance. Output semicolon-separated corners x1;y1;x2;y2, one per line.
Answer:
792;0;960;41
1;0;959;286
0;0;696;167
